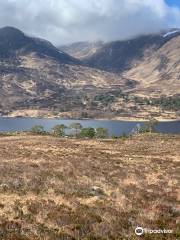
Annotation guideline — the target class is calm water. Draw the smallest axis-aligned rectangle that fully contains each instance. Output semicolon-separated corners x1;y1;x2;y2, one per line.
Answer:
0;117;180;136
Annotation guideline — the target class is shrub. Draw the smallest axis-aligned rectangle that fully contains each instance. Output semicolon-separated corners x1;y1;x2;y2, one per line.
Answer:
52;124;67;137
112;135;118;139
30;125;45;135
80;128;96;138
95;128;108;138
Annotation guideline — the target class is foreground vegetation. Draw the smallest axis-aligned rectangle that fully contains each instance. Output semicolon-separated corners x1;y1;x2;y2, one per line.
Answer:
0;133;179;239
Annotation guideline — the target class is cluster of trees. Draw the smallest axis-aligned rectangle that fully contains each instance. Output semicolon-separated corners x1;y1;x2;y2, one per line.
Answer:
30;118;158;139
134;95;180;111
30;123;109;139
94;94;115;106
93;90;125;107
149;96;180;111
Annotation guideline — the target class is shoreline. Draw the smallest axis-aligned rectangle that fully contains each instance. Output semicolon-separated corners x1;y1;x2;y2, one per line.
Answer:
0;115;179;122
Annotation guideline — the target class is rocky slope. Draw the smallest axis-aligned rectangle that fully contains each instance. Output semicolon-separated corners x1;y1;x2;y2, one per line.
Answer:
123;34;180;97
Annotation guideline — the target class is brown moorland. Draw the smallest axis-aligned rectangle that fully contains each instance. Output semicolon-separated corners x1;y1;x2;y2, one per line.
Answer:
0;134;179;239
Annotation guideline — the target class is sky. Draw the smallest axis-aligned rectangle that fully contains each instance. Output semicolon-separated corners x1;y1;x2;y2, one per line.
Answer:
0;0;180;45
165;0;180;7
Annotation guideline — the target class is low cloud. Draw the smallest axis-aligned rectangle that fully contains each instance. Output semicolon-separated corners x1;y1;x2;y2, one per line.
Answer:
0;0;180;45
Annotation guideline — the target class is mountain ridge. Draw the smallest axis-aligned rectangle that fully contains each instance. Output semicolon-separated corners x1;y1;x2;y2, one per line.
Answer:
0;26;78;64
83;29;180;73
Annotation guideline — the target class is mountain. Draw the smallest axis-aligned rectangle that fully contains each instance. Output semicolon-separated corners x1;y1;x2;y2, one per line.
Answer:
0;26;129;119
62;29;180;97
59;30;180;97
0;26;77;63
0;26;179;120
83;29;180;73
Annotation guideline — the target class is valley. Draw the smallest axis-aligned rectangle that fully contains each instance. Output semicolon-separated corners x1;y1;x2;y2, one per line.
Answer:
0;1;180;240
0;27;179;120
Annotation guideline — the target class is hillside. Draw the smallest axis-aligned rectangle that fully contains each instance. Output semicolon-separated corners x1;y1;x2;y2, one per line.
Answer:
123;35;180;96
0;26;179;119
0;27;130;118
0;133;179;239
83;29;180;74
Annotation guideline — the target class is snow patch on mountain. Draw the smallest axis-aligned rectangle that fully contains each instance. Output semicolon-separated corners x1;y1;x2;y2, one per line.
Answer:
163;30;180;38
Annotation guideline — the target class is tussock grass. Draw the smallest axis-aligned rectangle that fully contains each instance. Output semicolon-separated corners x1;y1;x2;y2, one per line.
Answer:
0;134;179;239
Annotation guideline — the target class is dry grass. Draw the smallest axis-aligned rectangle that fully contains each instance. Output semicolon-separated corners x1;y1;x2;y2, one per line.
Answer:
0;134;179;239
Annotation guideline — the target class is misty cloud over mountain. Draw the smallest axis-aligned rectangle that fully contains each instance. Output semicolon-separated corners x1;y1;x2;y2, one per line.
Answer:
0;0;180;45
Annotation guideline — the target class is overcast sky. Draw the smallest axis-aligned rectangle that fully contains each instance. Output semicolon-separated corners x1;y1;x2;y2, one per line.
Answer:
0;0;180;45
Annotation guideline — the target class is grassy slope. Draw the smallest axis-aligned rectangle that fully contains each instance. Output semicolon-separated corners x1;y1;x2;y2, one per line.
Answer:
0;134;179;239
